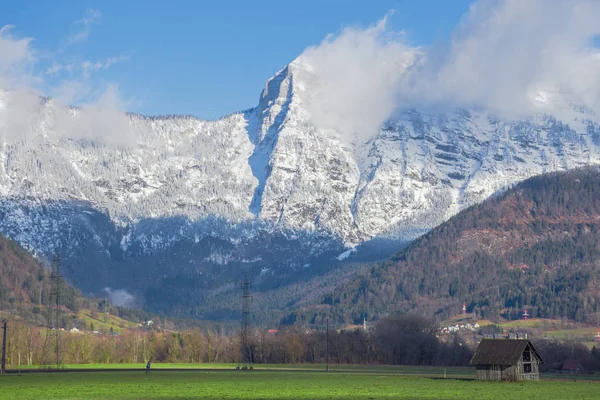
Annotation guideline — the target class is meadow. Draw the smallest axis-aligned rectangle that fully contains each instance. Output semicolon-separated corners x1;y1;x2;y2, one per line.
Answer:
2;368;599;400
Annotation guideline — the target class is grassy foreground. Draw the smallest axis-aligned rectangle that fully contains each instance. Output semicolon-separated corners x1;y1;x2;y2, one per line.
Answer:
2;370;599;400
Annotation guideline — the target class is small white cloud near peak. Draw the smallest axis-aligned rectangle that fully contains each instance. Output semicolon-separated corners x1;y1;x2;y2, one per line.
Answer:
56;84;137;147
0;25;35;87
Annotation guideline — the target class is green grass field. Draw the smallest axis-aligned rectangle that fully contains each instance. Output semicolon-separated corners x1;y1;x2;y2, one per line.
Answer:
544;327;599;339
1;370;599;399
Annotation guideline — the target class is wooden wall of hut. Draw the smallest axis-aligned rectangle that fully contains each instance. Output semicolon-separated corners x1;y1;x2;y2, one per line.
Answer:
475;360;540;381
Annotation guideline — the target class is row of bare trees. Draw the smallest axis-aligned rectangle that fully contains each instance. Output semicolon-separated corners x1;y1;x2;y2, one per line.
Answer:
2;316;476;367
3;323;237;366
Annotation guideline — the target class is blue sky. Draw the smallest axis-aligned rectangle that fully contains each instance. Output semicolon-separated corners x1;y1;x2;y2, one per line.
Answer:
0;0;473;119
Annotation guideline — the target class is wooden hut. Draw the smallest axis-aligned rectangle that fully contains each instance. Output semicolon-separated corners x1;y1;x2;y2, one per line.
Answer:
470;339;544;381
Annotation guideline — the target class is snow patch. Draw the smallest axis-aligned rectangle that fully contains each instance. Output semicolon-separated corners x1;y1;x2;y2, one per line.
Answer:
336;248;357;261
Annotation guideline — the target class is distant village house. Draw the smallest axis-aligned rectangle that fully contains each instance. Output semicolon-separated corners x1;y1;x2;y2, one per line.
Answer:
559;359;585;374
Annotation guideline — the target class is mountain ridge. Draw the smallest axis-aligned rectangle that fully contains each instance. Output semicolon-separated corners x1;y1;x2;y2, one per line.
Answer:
1;59;600;317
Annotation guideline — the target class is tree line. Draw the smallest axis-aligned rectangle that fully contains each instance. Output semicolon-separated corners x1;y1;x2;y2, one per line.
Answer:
2;316;473;367
4;314;600;374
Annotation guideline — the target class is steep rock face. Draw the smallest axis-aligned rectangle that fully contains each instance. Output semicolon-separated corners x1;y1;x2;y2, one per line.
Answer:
249;61;360;242
0;59;599;315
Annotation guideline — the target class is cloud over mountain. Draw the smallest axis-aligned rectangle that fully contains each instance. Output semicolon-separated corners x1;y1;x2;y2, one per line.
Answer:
301;0;600;138
0;10;134;145
301;14;418;141
2;1;600;145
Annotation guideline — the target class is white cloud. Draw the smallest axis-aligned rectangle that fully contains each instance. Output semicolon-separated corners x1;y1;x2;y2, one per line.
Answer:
0;27;41;140
51;79;89;107
47;83;135;148
301;0;600;139
3;0;600;148
45;62;63;75
0;14;135;146
104;287;135;308
104;55;129;69
67;8;102;45
80;54;129;78
405;0;600;118
45;54;128;80
74;84;135;147
0;89;44;140
0;82;135;147
301;14;418;140
0;25;35;88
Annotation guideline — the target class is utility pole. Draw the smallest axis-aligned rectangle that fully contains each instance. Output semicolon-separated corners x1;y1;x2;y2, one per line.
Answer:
51;252;61;368
237;271;252;370
326;317;329;372
41;250;63;369
1;319;6;374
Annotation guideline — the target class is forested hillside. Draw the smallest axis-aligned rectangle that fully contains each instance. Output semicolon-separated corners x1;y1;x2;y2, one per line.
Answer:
0;236;80;321
288;167;600;325
0;234;147;328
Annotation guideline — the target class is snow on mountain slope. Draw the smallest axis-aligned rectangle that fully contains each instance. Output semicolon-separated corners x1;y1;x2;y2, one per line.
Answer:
0;93;257;224
245;57;600;244
353;109;600;241
0;58;599;311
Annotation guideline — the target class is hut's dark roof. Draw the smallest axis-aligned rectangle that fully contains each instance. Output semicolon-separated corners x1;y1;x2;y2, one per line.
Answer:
470;339;544;366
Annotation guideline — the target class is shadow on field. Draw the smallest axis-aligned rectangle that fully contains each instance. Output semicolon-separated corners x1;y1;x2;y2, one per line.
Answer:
428;377;475;382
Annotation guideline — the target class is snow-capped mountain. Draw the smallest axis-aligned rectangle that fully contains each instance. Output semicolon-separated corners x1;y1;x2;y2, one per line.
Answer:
0;57;599;314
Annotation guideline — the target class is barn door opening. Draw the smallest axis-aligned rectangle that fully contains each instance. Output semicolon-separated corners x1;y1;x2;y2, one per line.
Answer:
523;348;532;373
